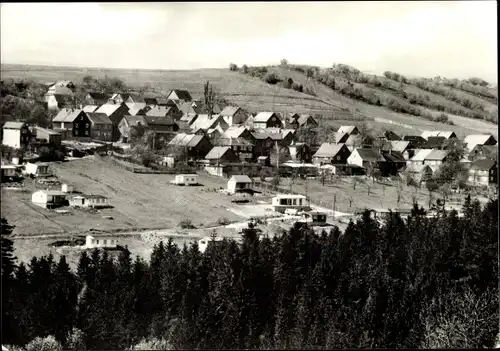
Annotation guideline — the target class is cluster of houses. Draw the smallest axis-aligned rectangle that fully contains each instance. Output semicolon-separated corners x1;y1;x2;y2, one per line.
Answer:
1;80;498;189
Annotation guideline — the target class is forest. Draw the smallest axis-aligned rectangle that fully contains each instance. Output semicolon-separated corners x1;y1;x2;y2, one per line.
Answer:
1;196;498;350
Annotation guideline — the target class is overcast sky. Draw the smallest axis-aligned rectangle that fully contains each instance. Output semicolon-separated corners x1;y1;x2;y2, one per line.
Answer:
1;2;497;82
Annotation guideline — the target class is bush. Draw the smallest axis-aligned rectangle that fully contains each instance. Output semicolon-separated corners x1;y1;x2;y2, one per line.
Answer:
292;83;303;92
434;113;449;123
132;337;173;350
263;73;280;85
179;219;196;229
217;217;230;226
229;63;238;71
25;335;62;351
242;64;248;74
38;146;65;162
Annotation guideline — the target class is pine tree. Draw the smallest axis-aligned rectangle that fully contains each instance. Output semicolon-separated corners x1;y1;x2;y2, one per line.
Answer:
1;218;17;345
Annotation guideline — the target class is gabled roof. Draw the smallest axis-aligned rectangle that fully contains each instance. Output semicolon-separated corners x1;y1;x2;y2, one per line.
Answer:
384;130;401;141
82;105;99;113
425;149;449;161
224;126;249;139
34;126;61;136
337;126;357;135
405;163;433;174
146;106;174;117
168;89;192;101
411;149;434;162
178;101;202;115
122;115;146;126
382;150;406;163
3;121;26;129
190;114;226;131
353;148;385;162
470;159;497;171
313;143;347;158
426;136;447;148
180;113;198;124
421;130;456;140
335;132;349;144
47;85;74;96
53;108;85;123
229;175;252;183
168;133;206;148
464;134;497;151
220;106;241;117
128;103;147;116
253;112;282;123
110;93;130;101
205;146;233;160
144;115;176;126
95;103;125;116
86;92;109;101
87;113;112;125
216;137;254;146
297;114;316;126
390;141;410;152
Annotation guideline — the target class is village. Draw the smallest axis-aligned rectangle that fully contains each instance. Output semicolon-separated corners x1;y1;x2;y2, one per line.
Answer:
1;79;498;264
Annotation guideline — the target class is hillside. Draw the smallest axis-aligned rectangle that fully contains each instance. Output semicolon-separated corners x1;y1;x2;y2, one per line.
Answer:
1;63;497;137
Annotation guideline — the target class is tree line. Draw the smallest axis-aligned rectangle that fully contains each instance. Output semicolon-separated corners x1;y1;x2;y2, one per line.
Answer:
1;195;498;350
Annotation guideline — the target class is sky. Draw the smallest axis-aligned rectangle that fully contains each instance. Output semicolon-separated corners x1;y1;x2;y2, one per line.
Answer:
1;1;497;82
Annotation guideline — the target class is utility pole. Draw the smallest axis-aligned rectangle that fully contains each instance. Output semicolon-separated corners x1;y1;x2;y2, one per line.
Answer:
333;193;336;221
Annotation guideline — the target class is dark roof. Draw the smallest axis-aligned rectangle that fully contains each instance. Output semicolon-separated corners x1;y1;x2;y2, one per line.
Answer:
355;148;385;162
169;90;192;101
215;137;254;146
426;136;446;148
86;92;109;101
382;150;406;163
470;159;497;171
143;115;176;126
87;113;112;125
404;135;427;142
123;115;146;126
384;130;401;141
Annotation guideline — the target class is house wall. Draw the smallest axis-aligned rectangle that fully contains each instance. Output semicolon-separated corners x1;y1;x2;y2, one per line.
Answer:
347;150;363;167
423;160;443;167
2;129;21;148
47;95;60;111
86;237;118;249
91;123;113;141
468;168;497;186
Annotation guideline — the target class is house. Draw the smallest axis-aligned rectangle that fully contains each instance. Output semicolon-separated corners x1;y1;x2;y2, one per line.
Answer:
168;133;213;159
45;94;75;111
82;105;99;113
337;125;359;136
172;174;199;186
83;92;109;106
464;134;497;152
85;235;118;249
205;146;239;165
468;160;497;187
253;112;284;129
214;137;254;162
467;144;498;162
143;116;179;135
198;236;224;254
69;194;110;208
409;149;434;166
61;183;75;193
252;129;296;147
287;113;301;128
403;135;428;149
1;165;18;181
167;89;193;102
205;126;226;140
383;130;402;141
146;105;182;121
347;148;385;169
220;106;248;126
289;141;313;163
257;155;270;166
178;101;203;116
31;190;67;209
404;164;433;184
295;114;318;129
272;194;310;213
25;162;50;176
426;136;447;150
381;150;407;175
251;135;274;158
108;93;130;105
44;83;75;110
224;126;256;143
335;132;350;144
118;115;147;142
180;113;199;126
86;113;113;141
127;103;149;116
299;211;328;226
190;114;229;133
313;143;351;165
52;108;92;139
420;130;457;140
390;141;411;158
33;127;62;147
227;175;252;194
156;97;178;107
94;103;130;141
423;150;449;168
2;122;31;149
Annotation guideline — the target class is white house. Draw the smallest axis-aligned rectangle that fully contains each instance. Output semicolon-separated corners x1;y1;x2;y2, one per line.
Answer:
346;148;385;168
69;194;109;208
31;190;67;209
227;175;252;194
2;121;31;149
24;162;50;177
198;235;224;254
61;183;75;193
219;106;248;126
85;235;118;249
298;211;328;226
172;174;199;186
272;194;310;213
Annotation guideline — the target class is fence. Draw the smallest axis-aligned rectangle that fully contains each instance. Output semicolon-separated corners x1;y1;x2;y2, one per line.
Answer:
95;153;198;175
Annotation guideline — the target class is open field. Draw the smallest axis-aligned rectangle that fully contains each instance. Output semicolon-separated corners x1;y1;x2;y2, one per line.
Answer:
2;63;494;136
1;156;246;236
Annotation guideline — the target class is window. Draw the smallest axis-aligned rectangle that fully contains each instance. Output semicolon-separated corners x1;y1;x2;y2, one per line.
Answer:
96;240;100;244
201;241;206;245
337;156;341;160
103;239;107;245
86;123;89;128
92;239;96;244
298;199;302;206
292;199;296;205
85;130;89;136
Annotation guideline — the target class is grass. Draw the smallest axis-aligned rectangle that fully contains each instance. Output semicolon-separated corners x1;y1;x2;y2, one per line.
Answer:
1;156;243;236
2;63;496;137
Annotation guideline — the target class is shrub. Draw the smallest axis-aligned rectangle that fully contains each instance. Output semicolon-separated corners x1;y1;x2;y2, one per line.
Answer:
38;146;65;162
263;73;280;85
25;335;62;351
132;337;173;350
242;64;248;74
229;63;238;71
217;217;230;226
179;219;196;229
434;113;449;123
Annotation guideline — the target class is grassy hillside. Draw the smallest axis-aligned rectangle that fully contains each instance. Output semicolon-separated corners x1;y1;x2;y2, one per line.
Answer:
1;63;497;138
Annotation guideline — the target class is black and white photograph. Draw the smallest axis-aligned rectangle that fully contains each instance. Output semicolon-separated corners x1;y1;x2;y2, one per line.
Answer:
0;1;498;350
